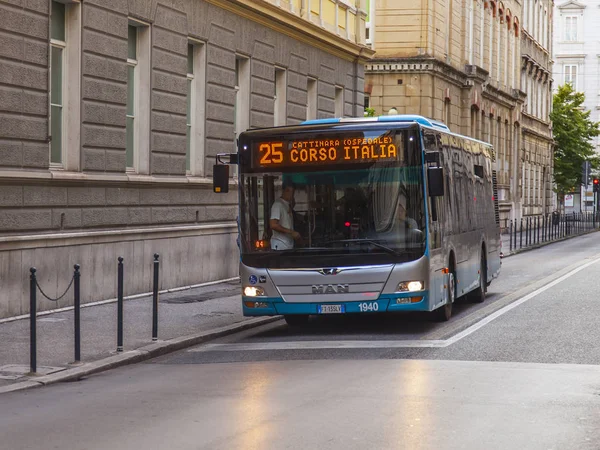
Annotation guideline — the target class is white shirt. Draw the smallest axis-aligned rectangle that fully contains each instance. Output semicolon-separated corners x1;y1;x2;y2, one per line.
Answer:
270;198;294;250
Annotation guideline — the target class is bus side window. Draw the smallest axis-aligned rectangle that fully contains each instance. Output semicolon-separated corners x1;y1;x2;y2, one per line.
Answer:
429;195;444;249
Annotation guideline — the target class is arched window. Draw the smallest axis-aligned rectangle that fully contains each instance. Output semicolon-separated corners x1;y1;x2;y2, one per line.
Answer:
489;1;496;75
471;106;480;140
543;8;547;48
511;17;521;88
531;0;539;40
505;9;512;87
498;3;504;83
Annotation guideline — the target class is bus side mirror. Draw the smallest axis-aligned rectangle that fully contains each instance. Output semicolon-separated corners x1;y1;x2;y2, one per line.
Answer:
213;164;229;193
428;167;444;197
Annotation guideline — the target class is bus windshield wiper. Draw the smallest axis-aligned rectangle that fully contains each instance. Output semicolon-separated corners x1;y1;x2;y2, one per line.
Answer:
273;247;333;254
323;239;401;256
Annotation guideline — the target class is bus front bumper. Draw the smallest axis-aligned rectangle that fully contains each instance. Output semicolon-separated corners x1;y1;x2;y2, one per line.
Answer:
242;293;430;316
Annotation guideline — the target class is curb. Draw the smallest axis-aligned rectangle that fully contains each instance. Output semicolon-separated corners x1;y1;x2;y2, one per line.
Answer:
501;228;599;258
0;316;281;395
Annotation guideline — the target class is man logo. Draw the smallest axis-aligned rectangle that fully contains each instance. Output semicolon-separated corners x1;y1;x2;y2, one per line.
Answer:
312;284;349;294
319;268;341;276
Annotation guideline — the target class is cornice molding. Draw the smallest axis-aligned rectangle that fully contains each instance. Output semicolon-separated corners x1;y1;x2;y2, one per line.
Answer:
366;57;469;85
204;0;375;62
557;0;586;10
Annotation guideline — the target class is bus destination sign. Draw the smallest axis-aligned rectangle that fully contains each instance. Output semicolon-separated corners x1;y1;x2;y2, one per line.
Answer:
252;136;400;168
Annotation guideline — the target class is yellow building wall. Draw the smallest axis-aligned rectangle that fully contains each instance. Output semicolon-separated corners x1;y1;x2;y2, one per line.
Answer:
374;0;426;57
338;5;347;32
311;0;320;16
323;0;336;24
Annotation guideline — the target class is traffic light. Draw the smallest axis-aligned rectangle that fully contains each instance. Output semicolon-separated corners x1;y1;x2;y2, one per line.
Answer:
594;178;600;193
583;161;592;186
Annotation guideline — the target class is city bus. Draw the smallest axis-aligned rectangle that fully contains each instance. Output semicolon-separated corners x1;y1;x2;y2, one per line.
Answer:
213;115;502;324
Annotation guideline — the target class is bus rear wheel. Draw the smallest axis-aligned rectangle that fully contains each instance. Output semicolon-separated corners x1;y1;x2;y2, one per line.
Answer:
284;314;309;327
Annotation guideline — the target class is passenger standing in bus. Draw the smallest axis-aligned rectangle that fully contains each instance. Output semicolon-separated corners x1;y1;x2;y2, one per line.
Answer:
270;182;301;250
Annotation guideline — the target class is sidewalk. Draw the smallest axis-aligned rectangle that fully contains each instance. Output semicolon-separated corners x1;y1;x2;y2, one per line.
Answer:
0;279;279;392
501;225;600;257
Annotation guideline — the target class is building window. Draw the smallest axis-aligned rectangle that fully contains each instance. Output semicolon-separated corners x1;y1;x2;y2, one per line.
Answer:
126;21;150;173
274;68;287;126
471;108;479;140
565;16;578;42
50;0;66;165
235;55;250;146
186;44;194;172
443;99;451;125
335;86;344;117
126;25;137;170
307;77;317;120
564;64;578;91
187;41;206;176
366;0;374;46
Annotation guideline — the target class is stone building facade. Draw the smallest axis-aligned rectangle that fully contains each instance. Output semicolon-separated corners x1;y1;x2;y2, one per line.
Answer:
553;0;600;212
0;0;371;318
364;0;554;228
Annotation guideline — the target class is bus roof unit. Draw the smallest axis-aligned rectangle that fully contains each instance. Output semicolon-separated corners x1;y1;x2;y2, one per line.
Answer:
301;115;450;131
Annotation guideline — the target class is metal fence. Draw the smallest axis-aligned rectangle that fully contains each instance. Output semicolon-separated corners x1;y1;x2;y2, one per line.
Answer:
506;212;600;253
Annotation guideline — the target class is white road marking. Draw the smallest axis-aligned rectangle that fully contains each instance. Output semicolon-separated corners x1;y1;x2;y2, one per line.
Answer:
190;256;600;352
445;256;600;345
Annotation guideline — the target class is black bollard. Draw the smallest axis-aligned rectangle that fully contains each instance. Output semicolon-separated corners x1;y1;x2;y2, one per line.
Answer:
29;267;37;374
520;218;523;249
117;257;124;352
74;264;81;363
152;253;159;341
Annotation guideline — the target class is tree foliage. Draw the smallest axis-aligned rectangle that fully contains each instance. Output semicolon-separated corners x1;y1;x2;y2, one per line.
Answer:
550;84;600;196
364;107;376;117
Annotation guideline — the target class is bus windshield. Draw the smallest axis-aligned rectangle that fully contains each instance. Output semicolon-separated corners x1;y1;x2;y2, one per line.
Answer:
239;127;426;269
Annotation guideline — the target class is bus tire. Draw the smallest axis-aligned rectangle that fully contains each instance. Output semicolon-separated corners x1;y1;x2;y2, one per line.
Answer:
469;254;487;303
434;272;455;322
284;314;309;327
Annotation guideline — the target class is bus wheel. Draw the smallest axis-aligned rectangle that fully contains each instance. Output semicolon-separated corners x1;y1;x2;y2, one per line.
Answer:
469;255;487;303
434;272;455;322
284;314;309;327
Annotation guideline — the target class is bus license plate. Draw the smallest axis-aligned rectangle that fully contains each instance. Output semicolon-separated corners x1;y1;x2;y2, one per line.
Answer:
318;304;345;314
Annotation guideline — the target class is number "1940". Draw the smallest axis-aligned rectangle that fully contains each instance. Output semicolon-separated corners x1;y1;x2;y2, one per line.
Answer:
358;302;379;312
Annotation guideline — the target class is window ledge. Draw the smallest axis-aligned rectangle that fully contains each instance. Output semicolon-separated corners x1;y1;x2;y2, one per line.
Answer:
0;169;239;187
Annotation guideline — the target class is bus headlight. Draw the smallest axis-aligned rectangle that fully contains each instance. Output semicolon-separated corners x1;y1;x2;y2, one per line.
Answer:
396;281;424;292
244;286;266;297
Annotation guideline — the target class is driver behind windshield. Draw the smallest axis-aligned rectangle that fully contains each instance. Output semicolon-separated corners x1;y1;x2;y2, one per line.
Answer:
398;202;419;231
269;182;302;250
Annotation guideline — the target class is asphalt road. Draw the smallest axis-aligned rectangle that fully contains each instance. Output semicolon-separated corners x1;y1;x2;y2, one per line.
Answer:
3;234;600;450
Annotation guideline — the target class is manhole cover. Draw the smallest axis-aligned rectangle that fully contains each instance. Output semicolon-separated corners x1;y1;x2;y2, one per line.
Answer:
0;364;66;380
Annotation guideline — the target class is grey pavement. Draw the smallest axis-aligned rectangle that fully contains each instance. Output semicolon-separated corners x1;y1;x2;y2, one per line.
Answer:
0;278;278;388
1;358;599;450
500;221;598;256
4;233;600;449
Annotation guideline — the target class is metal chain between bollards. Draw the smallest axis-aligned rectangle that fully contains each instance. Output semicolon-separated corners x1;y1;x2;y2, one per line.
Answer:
35;274;75;302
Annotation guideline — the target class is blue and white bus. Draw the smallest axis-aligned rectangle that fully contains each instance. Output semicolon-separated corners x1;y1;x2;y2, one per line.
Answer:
213;115;502;324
